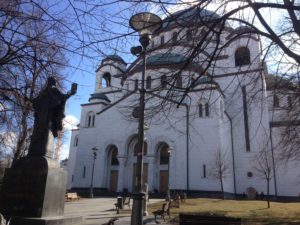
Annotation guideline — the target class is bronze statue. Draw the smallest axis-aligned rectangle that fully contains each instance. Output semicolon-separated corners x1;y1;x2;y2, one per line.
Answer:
28;77;77;157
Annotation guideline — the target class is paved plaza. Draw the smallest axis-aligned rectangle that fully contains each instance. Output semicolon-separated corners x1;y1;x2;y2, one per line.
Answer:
64;197;167;225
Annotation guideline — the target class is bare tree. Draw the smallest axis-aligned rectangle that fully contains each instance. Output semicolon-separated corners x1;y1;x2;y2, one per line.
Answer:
0;0;68;161
210;148;231;199
254;148;273;208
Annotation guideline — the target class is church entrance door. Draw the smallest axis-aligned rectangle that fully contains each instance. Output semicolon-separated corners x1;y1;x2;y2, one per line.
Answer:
159;171;168;193
110;170;118;192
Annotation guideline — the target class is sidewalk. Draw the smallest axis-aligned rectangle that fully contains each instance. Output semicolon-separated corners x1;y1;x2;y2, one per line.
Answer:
64;197;171;225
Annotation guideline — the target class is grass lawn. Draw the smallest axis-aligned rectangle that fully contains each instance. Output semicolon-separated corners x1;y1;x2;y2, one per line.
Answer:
146;198;300;224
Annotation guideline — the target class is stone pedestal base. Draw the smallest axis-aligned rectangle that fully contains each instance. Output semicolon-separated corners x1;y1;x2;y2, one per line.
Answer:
0;157;66;218
9;216;82;225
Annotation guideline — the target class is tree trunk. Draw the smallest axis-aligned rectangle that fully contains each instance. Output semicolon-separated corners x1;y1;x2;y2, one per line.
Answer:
220;176;224;199
267;179;270;208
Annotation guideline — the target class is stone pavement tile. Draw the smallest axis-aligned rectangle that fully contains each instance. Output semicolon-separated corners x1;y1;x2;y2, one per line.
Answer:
64;197;169;225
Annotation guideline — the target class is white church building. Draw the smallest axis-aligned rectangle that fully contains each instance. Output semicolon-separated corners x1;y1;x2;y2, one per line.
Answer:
67;6;300;198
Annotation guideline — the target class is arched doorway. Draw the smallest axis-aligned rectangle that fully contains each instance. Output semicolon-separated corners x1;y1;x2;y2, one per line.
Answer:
125;136;149;192
107;145;119;192
157;143;170;194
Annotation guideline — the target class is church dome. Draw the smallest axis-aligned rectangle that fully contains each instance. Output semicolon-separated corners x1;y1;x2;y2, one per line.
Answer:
162;6;220;29
103;54;127;65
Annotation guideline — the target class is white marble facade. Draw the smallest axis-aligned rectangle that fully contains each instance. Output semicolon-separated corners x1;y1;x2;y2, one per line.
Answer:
67;7;300;197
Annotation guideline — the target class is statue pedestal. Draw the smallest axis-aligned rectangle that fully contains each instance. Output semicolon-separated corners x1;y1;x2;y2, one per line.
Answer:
0;157;82;225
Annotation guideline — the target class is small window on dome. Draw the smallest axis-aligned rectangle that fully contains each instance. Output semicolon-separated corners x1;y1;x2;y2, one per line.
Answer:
161;75;167;88
172;32;178;43
176;74;182;88
102;72;111;87
273;94;279;108
146;76;152;89
287;96;292;108
235;47;250;66
161;35;165;45
186;29;192;41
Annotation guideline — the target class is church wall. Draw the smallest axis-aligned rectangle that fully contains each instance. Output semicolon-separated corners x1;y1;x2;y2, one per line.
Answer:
67;129;79;189
67;9;300;197
219;114;235;194
270;126;300;196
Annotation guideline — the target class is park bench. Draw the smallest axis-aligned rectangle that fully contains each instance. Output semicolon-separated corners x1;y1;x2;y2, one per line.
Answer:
180;192;187;202
123;196;131;208
169;193;181;208
65;192;80;201
115;196;131;214
153;201;170;223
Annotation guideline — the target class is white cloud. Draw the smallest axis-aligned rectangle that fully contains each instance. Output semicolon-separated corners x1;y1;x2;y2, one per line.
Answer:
63;115;79;131
59;142;71;161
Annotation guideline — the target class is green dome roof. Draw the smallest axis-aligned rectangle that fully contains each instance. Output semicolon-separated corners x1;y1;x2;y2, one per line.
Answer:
162;6;220;29
89;93;111;102
137;53;194;67
193;76;213;87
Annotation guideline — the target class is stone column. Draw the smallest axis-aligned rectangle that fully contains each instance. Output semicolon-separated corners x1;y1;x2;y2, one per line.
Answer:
117;156;127;192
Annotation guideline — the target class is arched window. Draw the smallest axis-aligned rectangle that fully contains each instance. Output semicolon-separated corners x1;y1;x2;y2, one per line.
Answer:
273;94;279;108
235;47;250;66
160;35;165;45
134;142;147;156
82;166;86;178
102;72;111;87
146;76;152;89
199;104;203;117
135;79;138;90
110;146;119;165
205;103;209;116
161;75;167;88
172;31;178;43
86;111;95;127
160;146;169;165
186;29;192;41
176;75;182;88
74;136;79;147
199;101;209;117
287;96;292;108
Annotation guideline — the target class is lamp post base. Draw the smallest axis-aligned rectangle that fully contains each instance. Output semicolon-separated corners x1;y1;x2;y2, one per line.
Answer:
131;192;145;225
89;187;94;198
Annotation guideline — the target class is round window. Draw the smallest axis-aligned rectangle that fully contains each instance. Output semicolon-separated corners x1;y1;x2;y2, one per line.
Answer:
247;172;253;178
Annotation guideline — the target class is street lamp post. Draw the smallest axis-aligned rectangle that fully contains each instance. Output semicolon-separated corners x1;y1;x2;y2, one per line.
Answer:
129;12;162;225
90;147;98;198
